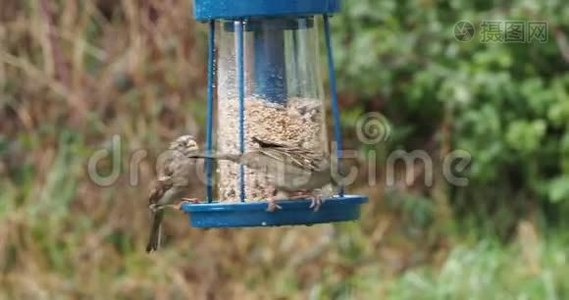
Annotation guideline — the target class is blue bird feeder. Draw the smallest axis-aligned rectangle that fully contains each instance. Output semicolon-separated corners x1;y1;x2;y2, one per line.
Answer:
182;0;368;227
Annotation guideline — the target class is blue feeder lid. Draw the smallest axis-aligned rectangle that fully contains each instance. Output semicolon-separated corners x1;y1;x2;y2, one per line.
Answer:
193;0;341;21
181;195;367;228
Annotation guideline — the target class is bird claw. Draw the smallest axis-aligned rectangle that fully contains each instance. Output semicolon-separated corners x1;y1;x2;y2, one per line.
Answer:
175;198;200;210
309;194;323;212
287;191;324;212
148;203;160;212
182;197;200;204
266;198;282;212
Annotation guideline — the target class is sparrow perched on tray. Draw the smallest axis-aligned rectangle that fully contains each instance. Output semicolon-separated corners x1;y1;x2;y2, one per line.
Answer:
146;135;200;253
193;137;336;212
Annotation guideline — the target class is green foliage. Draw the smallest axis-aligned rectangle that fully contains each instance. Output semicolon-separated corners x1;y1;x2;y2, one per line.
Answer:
387;238;569;299
333;0;569;228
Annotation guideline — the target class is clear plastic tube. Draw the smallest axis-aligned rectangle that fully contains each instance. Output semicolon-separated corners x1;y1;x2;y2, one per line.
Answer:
216;17;328;201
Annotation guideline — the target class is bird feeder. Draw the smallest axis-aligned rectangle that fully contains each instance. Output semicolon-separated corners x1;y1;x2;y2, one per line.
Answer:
182;0;367;227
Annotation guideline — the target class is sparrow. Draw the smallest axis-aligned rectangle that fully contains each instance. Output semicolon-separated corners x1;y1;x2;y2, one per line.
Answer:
146;135;200;253
193;137;336;212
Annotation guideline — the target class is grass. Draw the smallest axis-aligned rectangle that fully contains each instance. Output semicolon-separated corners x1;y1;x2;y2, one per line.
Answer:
386;239;567;300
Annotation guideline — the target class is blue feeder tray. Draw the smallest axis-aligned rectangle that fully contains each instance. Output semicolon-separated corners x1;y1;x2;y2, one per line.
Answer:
181;195;367;228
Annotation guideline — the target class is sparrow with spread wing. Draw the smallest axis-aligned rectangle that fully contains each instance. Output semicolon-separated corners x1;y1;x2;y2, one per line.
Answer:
193;137;335;212
146;135;200;253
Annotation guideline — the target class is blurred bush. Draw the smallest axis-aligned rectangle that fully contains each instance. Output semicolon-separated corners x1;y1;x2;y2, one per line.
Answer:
333;0;569;236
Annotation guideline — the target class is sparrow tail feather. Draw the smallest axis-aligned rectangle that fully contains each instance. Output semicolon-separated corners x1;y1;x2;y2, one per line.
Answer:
146;210;164;253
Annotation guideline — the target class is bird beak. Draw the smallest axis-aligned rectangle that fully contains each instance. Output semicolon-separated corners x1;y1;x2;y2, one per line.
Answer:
186;139;198;149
